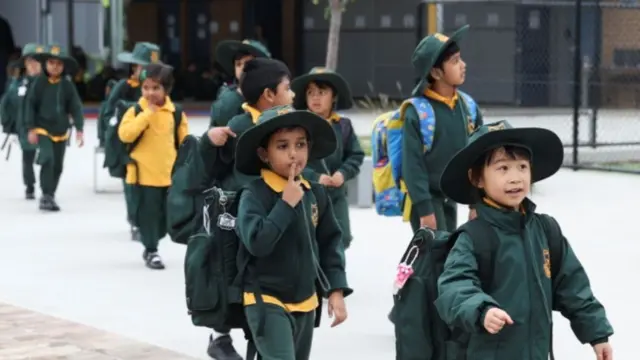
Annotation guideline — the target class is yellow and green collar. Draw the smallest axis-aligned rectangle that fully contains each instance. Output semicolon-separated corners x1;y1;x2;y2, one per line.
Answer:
261;169;311;192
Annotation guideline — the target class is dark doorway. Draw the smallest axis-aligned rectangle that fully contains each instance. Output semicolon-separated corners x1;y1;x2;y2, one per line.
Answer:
517;6;551;106
247;0;283;61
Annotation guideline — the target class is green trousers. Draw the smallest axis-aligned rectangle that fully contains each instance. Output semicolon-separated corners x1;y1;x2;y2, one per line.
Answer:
245;304;315;360
331;194;352;249
22;149;36;188
129;185;168;252
409;194;458;233
36;136;66;197
123;179;137;226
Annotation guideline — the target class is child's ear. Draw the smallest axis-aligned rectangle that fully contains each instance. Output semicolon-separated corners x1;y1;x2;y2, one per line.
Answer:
262;88;274;104
257;147;268;164
429;67;443;81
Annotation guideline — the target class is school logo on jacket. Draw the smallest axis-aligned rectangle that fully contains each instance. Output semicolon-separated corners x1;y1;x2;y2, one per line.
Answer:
543;249;551;278
310;203;319;227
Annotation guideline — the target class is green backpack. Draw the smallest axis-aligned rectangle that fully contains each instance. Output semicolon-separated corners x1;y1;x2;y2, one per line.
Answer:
103;100;182;179
393;215;563;360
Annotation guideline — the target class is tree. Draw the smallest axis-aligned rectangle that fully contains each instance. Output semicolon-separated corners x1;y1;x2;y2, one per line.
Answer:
312;0;354;70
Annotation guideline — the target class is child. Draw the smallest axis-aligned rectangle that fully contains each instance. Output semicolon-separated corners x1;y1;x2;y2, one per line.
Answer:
435;120;614;359
103;42;161;241
200;56;292;360
24;44;84;211
402;25;484;233
0;43;44;199
97;79;117;147
291;67;364;249
209;39;270;128
118;63;189;270
234;105;351;360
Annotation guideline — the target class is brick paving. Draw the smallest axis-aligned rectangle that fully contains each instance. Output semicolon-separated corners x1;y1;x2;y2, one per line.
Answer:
0;303;199;360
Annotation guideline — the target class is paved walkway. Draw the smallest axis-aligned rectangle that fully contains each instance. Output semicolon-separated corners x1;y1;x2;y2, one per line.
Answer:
0;303;197;360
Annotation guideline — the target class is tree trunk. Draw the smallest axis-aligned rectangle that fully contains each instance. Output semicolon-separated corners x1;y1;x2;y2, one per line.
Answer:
325;0;343;70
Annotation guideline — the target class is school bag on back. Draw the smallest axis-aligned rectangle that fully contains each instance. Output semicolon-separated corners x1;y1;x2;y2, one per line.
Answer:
372;91;478;218
393;215;564;360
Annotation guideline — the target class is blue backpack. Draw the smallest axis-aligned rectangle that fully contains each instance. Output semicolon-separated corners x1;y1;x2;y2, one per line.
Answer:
371;91;478;218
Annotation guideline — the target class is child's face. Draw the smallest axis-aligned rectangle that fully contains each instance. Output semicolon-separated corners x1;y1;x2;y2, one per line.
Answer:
234;54;254;81
24;57;42;76
141;78;167;105
437;51;466;87
474;147;531;210
46;58;64;77
264;77;294;107
306;82;334;116
259;127;309;178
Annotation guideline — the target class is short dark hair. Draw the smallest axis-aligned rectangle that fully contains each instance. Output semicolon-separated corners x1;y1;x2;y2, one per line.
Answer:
240;58;291;105
427;41;460;84
141;62;174;92
308;80;336;95
259;126;311;149
468;145;532;202
233;51;252;62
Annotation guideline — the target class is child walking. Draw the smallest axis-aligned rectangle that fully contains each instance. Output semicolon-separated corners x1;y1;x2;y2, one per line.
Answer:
435;120;614;359
0;43;44;199
118;63;189;269
234;105;351;360
24;44;84;211
402;25;483;233
210;39;270;128
291;67;364;249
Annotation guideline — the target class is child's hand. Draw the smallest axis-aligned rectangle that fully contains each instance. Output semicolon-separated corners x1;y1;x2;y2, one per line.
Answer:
207;126;236;146
593;342;613;360
282;164;304;208
419;214;437;229
27;130;38;145
331;171;345;187
328;291;348;327
76;131;84;148
483;307;513;334
318;174;333;187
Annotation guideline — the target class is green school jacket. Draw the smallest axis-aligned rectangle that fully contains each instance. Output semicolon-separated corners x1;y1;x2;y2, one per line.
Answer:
434;199;613;360
209;84;244;128
24;75;84;136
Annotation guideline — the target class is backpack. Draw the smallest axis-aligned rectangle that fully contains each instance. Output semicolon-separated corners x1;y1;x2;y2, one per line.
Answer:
103;100;182;179
393;215;563;360
372;91;478;217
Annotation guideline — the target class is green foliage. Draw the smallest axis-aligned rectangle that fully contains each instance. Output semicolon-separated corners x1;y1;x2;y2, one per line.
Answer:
311;0;355;19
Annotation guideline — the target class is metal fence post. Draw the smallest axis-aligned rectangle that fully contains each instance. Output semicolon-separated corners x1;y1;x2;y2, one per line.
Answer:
582;55;597;148
572;0;583;169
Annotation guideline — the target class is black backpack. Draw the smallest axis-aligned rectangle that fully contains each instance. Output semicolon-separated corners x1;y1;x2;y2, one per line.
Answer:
103;100;182;179
393;215;563;360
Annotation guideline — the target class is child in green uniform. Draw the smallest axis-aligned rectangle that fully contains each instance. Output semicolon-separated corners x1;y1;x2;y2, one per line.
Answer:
24;44;84;211
200;57;293;360
402;25;484;233
97;79;117;147
291;67;363;249
118;63;189;269
103;42;161;241
234;105;351;360
210;39;270;128
435;120;613;359
0;43;44;199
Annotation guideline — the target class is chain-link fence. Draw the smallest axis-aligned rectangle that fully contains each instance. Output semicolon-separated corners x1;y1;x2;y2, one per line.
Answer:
418;0;640;174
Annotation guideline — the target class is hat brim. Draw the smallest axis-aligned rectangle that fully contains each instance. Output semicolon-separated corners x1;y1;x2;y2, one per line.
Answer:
235;111;337;175
215;41;270;76
116;52;149;65
440;127;563;205
411;25;469;97
36;54;79;74
291;73;354;110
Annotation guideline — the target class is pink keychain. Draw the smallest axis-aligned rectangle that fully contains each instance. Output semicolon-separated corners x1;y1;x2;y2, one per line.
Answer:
393;245;420;295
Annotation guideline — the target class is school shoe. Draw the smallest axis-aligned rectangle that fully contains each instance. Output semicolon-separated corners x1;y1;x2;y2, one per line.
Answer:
207;334;242;360
39;195;60;212
143;250;165;270
25;186;35;200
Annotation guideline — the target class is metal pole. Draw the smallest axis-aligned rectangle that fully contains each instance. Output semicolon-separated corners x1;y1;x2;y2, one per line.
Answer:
67;0;74;50
571;0;583;169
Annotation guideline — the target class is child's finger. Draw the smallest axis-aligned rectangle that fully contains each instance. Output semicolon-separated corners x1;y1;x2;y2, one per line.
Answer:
327;303;334;318
501;312;514;325
223;127;236;137
288;163;297;181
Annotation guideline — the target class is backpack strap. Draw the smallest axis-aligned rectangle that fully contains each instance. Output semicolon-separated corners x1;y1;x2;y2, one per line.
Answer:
458;90;479;132
450;219;500;290
338;116;352;146
173;104;183;150
401;97;436;152
538;214;564;281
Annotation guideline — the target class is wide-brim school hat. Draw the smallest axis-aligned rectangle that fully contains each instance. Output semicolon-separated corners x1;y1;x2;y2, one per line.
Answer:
440;120;563;205
411;25;469;97
235;105;337;176
291;67;354;111
18;43;46;64
117;42;161;65
37;44;79;75
215;39;271;77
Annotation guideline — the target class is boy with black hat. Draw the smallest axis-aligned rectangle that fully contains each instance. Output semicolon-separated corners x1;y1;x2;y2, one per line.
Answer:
1;43;44;199
234;105;351;360
402;25;483;233
434;120;613;359
291;67;364;249
200;56;292;360
209;39;270;128
24;44;84;211
101;42;161;241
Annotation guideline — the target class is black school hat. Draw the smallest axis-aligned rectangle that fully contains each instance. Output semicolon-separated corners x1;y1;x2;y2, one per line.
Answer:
291;67;354;110
440;120;563;205
235;105;337;176
215;39;271;77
